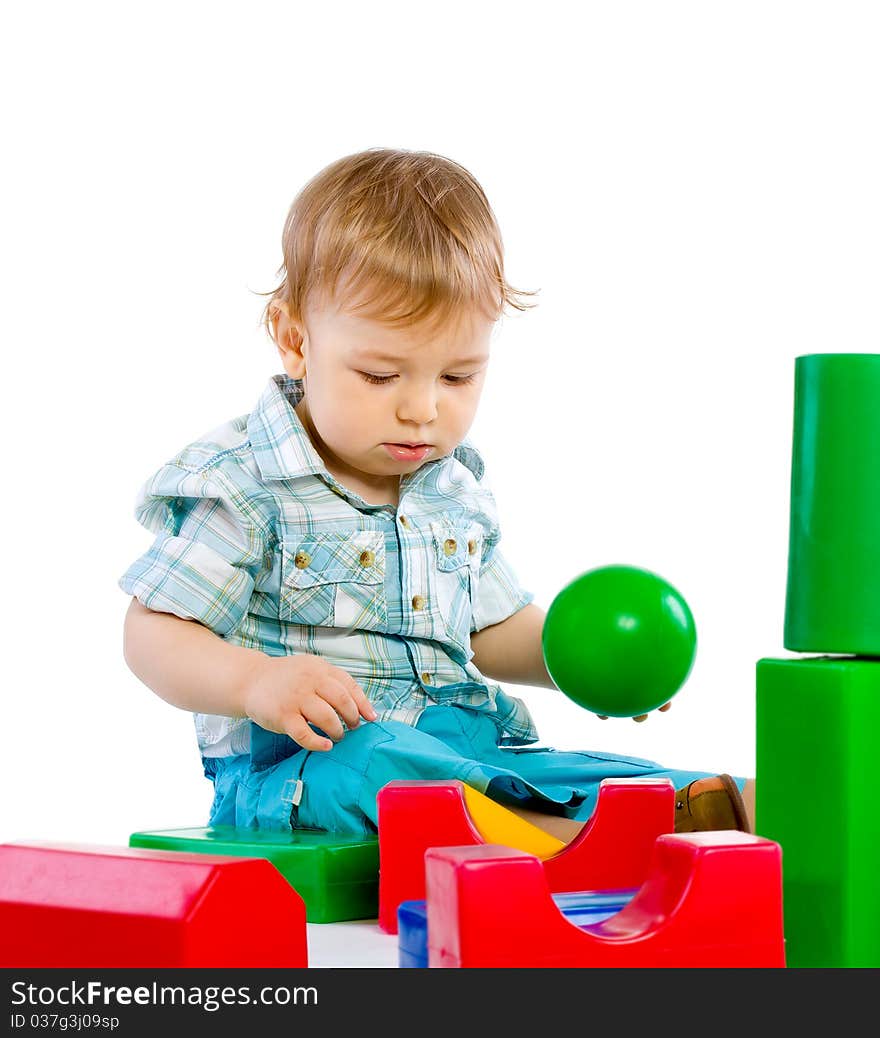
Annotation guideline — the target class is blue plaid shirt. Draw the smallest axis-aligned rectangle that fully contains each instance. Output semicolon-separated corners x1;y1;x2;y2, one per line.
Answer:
119;375;537;757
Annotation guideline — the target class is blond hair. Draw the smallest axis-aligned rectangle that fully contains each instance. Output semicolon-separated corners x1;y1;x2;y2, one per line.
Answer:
257;147;538;343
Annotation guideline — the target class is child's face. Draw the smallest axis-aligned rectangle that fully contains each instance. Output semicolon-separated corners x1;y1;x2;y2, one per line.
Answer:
274;292;494;495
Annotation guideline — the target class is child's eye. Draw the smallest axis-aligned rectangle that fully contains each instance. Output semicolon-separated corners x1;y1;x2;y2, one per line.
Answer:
359;372;397;385
358;371;476;386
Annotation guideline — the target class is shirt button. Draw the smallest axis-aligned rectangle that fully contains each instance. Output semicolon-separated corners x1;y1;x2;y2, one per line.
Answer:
358;549;375;567
399;515;409;528
443;538;457;556
467;538;477;555
412;594;426;611
294;550;311;569
421;671;431;684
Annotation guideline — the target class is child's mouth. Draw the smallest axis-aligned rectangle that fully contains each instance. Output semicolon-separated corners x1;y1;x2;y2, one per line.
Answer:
382;443;432;462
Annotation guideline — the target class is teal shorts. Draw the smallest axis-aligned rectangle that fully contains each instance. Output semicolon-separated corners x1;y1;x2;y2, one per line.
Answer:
202;705;741;836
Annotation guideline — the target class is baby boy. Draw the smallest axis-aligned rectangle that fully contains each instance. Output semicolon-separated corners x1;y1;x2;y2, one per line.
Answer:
120;147;752;839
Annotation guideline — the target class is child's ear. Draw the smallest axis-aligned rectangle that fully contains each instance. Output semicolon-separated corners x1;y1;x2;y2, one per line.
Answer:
271;301;307;378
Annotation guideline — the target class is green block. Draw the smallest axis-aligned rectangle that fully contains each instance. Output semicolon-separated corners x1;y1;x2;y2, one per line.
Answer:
129;826;379;923
756;656;880;967
784;354;880;654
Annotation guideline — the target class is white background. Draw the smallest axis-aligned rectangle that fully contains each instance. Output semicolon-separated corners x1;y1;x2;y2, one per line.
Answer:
3;0;878;849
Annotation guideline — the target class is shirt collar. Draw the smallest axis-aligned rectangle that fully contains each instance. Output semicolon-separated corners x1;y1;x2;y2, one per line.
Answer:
247;375;485;483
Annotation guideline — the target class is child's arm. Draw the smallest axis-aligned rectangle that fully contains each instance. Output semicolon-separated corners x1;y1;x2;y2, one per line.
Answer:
123;598;377;752
470;601;671;721
469;603;556;689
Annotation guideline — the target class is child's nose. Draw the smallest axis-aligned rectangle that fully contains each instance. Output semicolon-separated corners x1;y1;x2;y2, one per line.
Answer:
396;383;438;424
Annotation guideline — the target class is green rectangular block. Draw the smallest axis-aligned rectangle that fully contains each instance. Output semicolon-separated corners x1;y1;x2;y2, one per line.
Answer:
756;656;880;967
129;826;379;924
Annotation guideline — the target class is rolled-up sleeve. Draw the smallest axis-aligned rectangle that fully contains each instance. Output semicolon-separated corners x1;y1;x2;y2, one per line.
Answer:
468;471;534;633
118;462;269;638
471;543;534;633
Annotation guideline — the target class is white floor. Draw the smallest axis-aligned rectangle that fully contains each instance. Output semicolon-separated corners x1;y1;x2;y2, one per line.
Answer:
307;919;401;968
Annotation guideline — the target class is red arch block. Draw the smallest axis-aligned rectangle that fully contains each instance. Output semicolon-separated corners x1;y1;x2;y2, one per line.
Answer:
426;831;786;968
377;777;674;933
0;842;308;968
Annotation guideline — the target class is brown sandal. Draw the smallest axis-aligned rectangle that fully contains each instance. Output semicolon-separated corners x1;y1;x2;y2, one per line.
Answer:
673;774;751;833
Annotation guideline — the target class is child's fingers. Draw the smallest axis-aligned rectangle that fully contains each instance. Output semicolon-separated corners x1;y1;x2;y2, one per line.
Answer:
327;668;377;723
313;677;377;734
314;679;364;732
346;673;378;721
283;714;335;752
303;694;348;743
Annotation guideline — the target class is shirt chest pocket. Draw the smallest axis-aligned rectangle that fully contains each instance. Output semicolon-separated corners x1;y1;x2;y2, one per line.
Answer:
429;519;483;654
280;530;388;631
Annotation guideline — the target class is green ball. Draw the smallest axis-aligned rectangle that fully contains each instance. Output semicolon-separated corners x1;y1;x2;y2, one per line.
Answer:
541;564;697;718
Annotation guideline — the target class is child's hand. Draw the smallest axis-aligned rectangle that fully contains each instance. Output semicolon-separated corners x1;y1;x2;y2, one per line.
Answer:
242;654;378;752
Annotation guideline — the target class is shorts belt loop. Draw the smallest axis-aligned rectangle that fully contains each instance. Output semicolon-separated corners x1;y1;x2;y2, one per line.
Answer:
284;750;311;829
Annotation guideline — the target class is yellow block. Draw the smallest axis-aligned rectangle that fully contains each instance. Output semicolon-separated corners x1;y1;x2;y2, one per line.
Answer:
461;784;565;860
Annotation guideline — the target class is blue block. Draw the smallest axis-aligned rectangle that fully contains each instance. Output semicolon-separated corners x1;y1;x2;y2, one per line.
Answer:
398;887;637;968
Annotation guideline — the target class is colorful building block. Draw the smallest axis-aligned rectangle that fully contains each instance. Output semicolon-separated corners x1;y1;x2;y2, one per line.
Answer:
376;776;674;933
424;832;786;968
397;888;636;968
129;825;378;923
756;656;880;967
0;841;307;967
756;354;880;967
459;784;566;858
783;353;880;654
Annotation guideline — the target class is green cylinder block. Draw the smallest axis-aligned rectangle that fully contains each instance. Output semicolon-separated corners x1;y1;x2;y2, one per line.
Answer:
784;353;880;654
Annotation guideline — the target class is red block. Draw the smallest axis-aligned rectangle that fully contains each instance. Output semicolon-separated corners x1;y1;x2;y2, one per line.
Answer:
426;832;786;968
377;777;674;933
0;842;308;968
